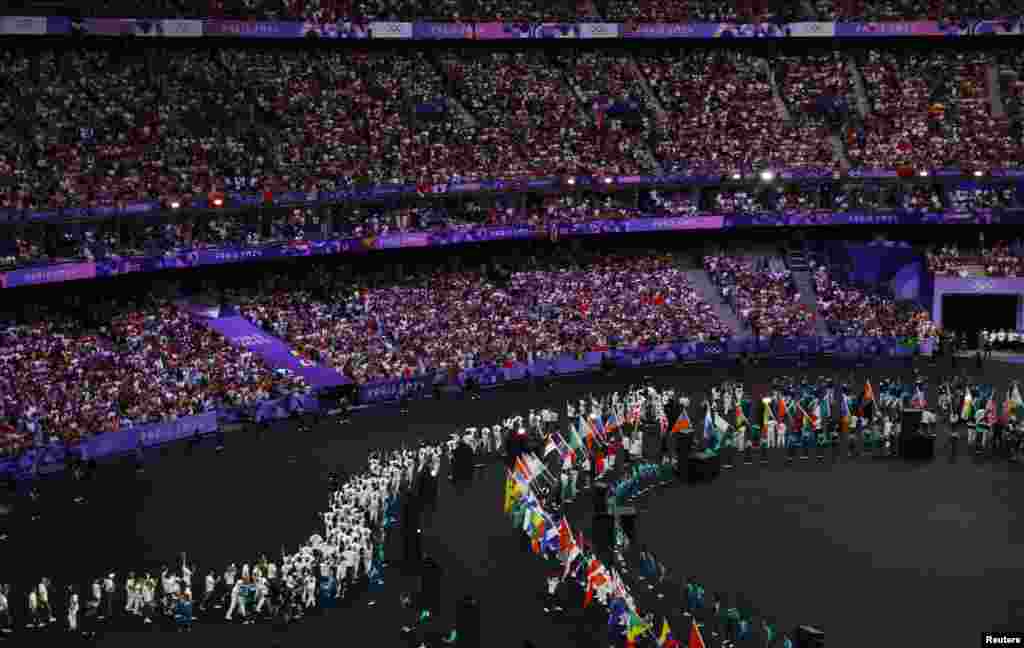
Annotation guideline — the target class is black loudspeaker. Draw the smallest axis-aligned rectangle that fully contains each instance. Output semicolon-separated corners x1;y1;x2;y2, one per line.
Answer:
452;443;474;482
796;625;825;648
592;513;615;554
901;409;923;437
419;558;442;613
593;482;608;514
619;511;637;544
403;498;422;562
676;433;693;476
455;595;481;648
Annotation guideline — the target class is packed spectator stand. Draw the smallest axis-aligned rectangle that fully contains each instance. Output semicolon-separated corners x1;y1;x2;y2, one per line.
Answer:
703;255;817;337
848;50;1021;172
1;45;1023;213
926;240;1024;277
813;264;938;339
239;254;731;385
0;302;309;457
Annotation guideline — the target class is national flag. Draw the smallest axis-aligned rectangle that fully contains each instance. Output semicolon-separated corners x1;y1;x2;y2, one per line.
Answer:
860;380;876;418
584;559;609;607
961;389;974;421
606;411;622;435
626;610;653;642
1010;383;1023;416
582;417;596;452
558;518;576;554
541;522;561;554
524;452;547;480
529;510;547;554
776;396;787;421
514;456;534;483
987;397;997;427
688;620;707;648
658;619;681;648
504;470;524;513
593;416;608;444
554;432;575;463
911;386;927;410
671;409;691;434
568;419;586;453
629;398;643;425
608;597;629;632
811;399;822;430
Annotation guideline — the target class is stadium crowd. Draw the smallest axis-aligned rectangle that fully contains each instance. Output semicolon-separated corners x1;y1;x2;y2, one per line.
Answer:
703;255;817;337
848;50;1021;171
240;255;732;385
812;265;938;338
2;47;1023;213
926;240;1024;277
0;302;308;456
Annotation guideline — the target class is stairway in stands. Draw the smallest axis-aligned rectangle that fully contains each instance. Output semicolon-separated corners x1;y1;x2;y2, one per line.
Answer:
684;268;745;334
788;248;810;271
787;249;830;336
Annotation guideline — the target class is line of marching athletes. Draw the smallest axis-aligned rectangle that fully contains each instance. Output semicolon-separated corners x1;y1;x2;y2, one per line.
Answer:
0;443;444;637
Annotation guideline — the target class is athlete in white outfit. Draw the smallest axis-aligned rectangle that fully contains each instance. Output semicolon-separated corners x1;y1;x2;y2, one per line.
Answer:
225;580;245;621
37;578;54;624
67;588;79;632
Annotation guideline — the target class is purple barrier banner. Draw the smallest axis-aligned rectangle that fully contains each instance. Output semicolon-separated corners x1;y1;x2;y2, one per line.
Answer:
377;232;432;249
622;22;786;38
254;394;321;423
0;411;220;478
972;18;1024;35
475;22;534;39
991;169;1024;178
624;215;724;232
412;22;475;39
3;262;96;288
533;23;579;39
9;17;1024;39
80;17;203;36
834;21;946;37
0;397;328;477
204;20;307;38
0;16;63;35
205;316;350;389
834;19;1023;37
